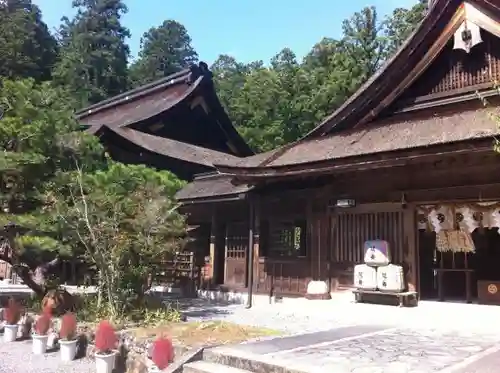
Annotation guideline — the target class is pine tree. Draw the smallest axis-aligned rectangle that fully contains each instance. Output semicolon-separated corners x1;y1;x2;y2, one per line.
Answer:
0;0;58;81
53;0;130;107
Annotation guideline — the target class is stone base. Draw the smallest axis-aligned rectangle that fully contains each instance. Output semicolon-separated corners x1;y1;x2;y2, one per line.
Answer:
305;292;332;300
305;281;331;300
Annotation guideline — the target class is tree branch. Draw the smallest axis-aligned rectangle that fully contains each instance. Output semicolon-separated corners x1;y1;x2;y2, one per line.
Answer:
0;249;45;296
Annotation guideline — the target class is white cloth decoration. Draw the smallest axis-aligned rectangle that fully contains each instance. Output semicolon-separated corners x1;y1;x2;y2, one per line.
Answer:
417;214;427;230
429;210;442;233
428;206;452;233
477;202;496;228
491;208;500;231
457;207;478;233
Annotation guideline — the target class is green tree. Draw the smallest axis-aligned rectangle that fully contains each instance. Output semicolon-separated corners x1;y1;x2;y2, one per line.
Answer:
53;0;130;108
341;6;388;80
213;2;425;151
0;79;187;316
302;39;367;129
231;66;283;151
385;1;426;55
0;0;58;81
0;78;103;297
129;20;198;87
211;55;259;117
55;163;186;318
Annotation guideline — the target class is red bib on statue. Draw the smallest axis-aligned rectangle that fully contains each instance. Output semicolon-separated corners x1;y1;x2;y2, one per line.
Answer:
363;240;391;266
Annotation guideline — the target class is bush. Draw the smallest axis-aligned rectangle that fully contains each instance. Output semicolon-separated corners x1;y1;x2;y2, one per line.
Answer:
60;312;77;340
75;294;182;325
4;298;22;325
94;321;117;354
151;337;174;369
34;313;51;335
42;303;53;316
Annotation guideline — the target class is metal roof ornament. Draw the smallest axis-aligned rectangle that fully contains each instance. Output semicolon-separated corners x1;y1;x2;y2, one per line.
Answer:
453;4;483;53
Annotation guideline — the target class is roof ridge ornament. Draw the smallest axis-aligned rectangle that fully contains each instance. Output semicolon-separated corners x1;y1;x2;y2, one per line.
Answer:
453;3;483;53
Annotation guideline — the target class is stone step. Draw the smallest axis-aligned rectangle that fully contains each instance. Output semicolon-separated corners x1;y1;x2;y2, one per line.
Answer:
203;348;306;373
183;360;251;373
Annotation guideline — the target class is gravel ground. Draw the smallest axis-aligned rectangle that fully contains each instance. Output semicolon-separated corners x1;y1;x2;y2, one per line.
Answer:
0;340;95;373
180;299;364;336
3;296;500;372
181;297;500;335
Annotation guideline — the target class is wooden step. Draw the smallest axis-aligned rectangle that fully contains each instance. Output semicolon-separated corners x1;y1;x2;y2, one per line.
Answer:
183;360;252;373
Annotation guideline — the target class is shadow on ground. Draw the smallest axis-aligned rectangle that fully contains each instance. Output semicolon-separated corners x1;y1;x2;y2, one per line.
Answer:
152;293;239;320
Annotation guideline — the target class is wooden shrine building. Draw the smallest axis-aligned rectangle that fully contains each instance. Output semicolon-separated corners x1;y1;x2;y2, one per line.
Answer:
76;62;253;181
177;0;500;305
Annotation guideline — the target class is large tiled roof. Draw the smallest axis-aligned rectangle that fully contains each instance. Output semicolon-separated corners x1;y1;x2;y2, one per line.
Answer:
76;67;199;131
79;77;201;130
215;105;500;172
77;62;253;167
259;107;500;167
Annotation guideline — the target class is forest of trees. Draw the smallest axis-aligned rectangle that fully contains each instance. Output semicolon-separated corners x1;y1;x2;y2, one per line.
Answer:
0;0;427;152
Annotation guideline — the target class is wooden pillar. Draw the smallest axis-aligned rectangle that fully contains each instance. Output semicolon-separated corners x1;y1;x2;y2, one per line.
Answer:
307;198;317;280
209;210;217;286
309;198;329;282
318;212;329;283
404;205;418;292
252;200;261;290
246;199;255;308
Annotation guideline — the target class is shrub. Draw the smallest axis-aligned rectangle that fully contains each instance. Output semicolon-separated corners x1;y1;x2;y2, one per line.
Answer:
94;321;117;354
4;298;22;325
151;337;174;370
34;313;52;335
60;312;77;340
42;303;53;317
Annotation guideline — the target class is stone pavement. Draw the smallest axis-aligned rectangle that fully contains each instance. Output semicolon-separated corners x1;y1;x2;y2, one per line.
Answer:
210;325;500;373
450;348;500;373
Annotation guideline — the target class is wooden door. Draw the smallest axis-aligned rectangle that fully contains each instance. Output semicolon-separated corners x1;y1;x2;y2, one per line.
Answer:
224;222;248;287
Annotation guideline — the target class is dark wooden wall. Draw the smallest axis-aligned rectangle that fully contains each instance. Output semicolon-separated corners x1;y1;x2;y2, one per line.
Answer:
183;149;500;298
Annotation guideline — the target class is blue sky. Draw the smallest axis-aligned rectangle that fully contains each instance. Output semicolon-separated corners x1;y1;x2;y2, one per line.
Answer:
33;0;417;65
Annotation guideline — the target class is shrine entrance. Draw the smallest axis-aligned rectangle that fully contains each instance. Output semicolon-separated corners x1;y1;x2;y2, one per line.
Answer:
417;202;500;305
